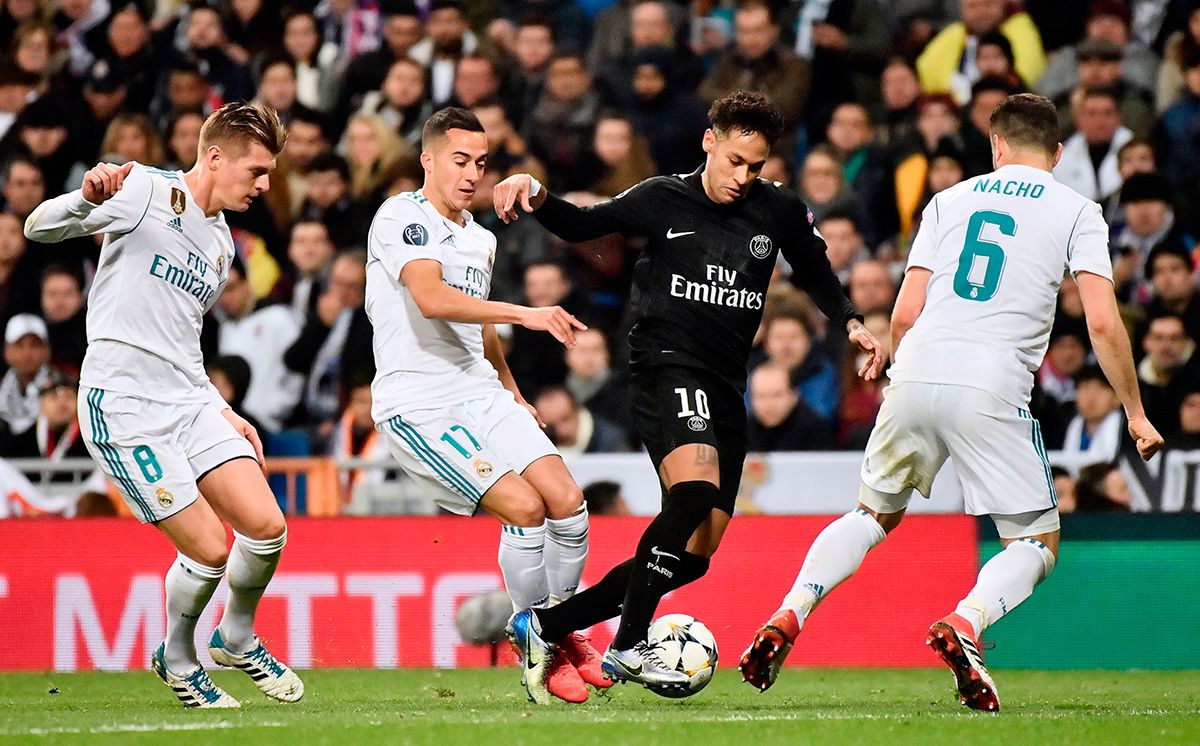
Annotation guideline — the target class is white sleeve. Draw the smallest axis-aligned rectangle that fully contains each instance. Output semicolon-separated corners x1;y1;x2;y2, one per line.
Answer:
906;196;940;271
1066;201;1113;281
205;381;231;411
23;164;154;243
369;200;443;280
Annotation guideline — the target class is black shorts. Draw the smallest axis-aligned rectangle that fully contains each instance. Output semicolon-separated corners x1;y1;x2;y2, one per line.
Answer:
630;364;747;515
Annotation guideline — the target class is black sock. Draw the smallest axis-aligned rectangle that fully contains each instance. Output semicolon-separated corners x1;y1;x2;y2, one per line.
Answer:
611;480;718;649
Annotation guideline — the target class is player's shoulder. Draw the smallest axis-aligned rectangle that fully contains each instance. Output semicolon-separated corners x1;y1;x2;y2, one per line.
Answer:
755;176;806;207
375;191;438;240
614;174;679;200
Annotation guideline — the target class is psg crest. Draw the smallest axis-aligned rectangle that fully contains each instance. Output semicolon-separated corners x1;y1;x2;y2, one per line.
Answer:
748;234;772;259
170;188;186;216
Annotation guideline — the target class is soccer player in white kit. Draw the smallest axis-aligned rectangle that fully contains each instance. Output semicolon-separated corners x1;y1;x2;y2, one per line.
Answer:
739;94;1164;711
23;103;303;708
365;108;604;704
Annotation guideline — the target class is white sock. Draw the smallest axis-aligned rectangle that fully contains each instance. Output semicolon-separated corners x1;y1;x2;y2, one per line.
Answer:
780;510;886;625
955;538;1055;637
498;523;549;610
544;508;589;605
164;553;225;672
217;530;286;653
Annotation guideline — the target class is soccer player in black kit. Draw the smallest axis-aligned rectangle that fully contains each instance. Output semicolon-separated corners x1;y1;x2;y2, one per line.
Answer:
496;92;884;703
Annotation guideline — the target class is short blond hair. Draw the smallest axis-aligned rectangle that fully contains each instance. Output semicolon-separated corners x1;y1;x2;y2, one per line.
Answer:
198;102;286;157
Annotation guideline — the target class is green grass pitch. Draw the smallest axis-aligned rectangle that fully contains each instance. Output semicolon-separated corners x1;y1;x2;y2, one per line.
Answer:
2;668;1197;744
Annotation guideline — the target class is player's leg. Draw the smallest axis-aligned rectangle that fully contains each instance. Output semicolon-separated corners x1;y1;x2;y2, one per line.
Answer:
926;389;1060;712
741;382;944;691
78;386;241;708
190;405;302;703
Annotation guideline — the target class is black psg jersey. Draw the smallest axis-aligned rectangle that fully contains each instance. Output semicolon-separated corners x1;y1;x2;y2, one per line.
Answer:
533;168;860;385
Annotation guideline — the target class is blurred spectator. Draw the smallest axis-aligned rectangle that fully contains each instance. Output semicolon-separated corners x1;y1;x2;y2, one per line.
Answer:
1;156;44;219
253;54;299;127
40;263;86;372
0;313;51;437
341;112;411;201
214;260;303;433
1;0;49;51
316;0;383;60
1038;1;1158;107
1051;465;1076;513
508;15;556;125
297;151;370;250
973;31;1022;91
848;259;896;316
1102;136;1157;222
283;106;331;213
746;363;829;452
963;76;1018;176
1138;312;1196;433
819;209;869;284
52;0;110;77
4;96;79;196
582;479;631;516
359;58;432;148
586;112;657;198
471;99;545;182
0;369;89;475
282;250;369;434
925;136;967;196
535;385;630;454
329;376;388;503
283;219;335;317
698;0;808;145
96;2;158;113
1154;46;1200;204
797;144;854;225
0;212;42;325
1053;86;1132;202
1110;172;1190;303
334;0;423;128
1140;244;1200;344
448;54;503;112
877;57;921;149
759;310;838;422
164;110;204;170
410;0;476;107
524;52;603;193
893;94;962;240
507;261;590;394
11;22;55;83
496;0;587;57
1061;365;1123;465
835;309;888;448
916;0;1046;104
175;3;254;104
206;354;264;435
1173;388;1200;448
0;69;42;142
563;327;632;438
1038;320;1090;407
588;0;687;82
786;0;891;126
150;58;212;133
1156;4;1200;111
1074;461;1132;512
225;0;279;59
1052;38;1154;137
824;101;894;245
593;0;698;102
280;10;339;114
624;45;708;176
98;112;164;166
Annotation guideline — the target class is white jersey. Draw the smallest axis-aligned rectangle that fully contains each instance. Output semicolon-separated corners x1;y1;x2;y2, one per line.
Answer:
24;163;233;407
888;164;1113;407
365;190;500;421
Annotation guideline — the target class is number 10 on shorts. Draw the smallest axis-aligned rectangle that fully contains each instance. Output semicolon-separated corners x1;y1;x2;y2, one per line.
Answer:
675;388;710;419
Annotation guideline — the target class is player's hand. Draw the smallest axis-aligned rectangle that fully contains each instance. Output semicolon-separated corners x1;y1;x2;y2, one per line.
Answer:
520;305;587;348
221;408;266;470
81;161;135;205
1127;414;1164;461
519;397;547;428
494;174;537;224
847;319;884;381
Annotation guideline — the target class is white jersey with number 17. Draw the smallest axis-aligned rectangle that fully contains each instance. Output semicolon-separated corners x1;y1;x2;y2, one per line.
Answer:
887;163;1113;407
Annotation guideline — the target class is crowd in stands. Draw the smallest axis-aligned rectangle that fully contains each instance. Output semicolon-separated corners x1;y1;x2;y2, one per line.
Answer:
0;0;1198;510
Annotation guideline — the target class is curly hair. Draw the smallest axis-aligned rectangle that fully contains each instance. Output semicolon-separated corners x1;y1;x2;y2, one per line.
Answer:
707;91;785;143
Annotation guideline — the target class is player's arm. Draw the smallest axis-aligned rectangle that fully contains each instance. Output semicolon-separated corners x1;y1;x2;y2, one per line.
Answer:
23;162;150;243
780;205;884;380
483;323;545;428
890;267;932;354
1076;271;1163;460
401;260;586;347
203;381;266;468
493;173;646;241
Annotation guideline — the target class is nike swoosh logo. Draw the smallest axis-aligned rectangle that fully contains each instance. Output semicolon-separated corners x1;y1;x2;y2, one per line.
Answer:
666;229;695;239
650;546;680;561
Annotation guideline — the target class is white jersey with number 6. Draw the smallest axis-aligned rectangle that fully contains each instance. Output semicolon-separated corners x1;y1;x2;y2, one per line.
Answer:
887;163;1113;407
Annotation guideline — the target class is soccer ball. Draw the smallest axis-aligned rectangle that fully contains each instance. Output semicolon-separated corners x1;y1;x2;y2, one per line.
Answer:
645;614;718;698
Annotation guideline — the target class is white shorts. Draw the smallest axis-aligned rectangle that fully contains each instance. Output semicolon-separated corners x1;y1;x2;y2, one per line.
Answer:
376;388;557;516
860;382;1059;518
79;386;256;523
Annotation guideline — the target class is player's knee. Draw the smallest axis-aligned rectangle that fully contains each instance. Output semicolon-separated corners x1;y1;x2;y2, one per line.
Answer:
545;485;585;519
190;536;230;569
241;510;287;542
505;493;546;527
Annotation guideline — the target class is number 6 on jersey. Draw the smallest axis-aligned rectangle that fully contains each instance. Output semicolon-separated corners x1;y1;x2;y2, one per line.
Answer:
954;210;1014;302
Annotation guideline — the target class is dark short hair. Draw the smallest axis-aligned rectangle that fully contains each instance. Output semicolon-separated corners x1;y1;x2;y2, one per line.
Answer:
989;93;1060;155
708;90;785;143
1080;84;1121;107
818;208;860;230
421;106;485;150
289;104;330;140
1146;311;1187;334
1147;243;1192;278
1074;363;1111;388
256;52;296;84
307;151;350;180
41;263;83;289
977;30;1015;65
735;0;779;24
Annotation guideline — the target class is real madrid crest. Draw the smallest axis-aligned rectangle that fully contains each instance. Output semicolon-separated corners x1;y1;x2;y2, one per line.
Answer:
170;187;186;216
474;459;494;478
216;253;225;274
156;487;174;508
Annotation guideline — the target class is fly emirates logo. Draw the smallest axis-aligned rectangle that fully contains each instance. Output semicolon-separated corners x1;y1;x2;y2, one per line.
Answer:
670;264;763;310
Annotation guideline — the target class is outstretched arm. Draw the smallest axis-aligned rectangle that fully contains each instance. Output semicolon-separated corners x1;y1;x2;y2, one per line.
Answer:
494;173;646;242
24;162;149;243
